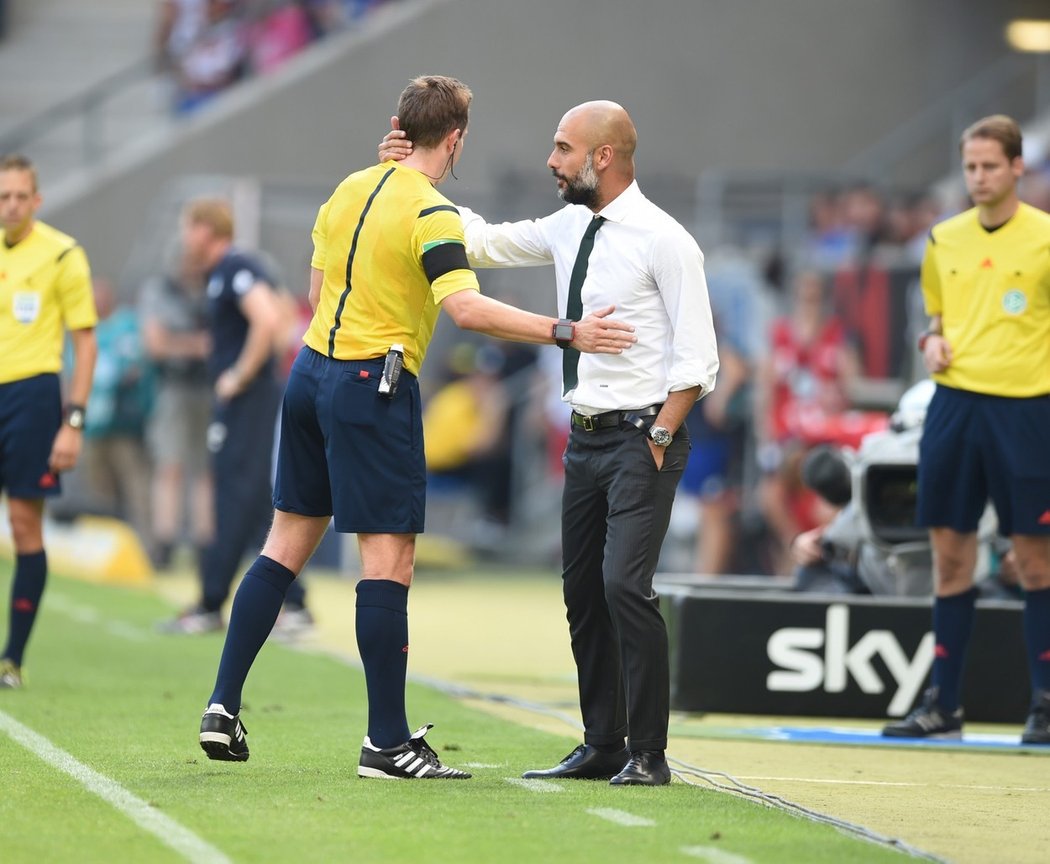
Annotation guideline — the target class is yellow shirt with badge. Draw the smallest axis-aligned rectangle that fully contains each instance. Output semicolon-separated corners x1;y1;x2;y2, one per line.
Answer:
0;220;96;385
305;162;479;376
921;201;1050;397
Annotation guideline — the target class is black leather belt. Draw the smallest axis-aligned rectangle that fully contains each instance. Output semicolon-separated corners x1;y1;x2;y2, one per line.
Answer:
570;404;660;432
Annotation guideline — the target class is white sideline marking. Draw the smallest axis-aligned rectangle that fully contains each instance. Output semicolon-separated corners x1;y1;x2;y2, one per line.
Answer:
0;709;231;864
463;762;502;768
46;593;149;642
505;777;564;793
680;846;753;864
586;807;655;827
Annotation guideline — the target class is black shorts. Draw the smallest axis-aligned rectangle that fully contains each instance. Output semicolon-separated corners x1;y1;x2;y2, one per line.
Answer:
0;374;63;499
273;346;425;534
917;384;1050;536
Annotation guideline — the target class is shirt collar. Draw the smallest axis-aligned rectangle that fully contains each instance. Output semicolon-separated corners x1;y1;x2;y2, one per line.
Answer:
595;179;643;224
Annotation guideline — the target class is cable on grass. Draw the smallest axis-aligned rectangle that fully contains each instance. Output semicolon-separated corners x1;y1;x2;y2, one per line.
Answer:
301;647;949;862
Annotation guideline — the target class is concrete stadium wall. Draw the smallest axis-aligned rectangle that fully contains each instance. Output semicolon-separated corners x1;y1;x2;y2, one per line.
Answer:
42;0;1033;289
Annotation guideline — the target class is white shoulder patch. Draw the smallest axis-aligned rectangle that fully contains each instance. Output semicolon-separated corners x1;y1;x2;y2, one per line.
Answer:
232;269;256;295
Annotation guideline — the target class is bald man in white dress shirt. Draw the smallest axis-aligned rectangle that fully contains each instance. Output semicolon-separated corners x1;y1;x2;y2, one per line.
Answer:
382;101;718;785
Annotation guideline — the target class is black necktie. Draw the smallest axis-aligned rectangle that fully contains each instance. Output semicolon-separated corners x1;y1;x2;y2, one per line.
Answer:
562;215;605;395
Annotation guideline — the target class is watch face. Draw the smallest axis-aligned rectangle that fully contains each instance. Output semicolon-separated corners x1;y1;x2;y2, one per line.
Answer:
554;323;573;342
650;426;672;446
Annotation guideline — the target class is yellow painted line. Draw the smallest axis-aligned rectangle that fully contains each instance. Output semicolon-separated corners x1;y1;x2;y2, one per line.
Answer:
737;775;1050;792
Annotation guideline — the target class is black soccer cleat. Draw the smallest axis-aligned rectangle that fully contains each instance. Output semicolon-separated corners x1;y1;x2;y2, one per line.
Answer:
882;687;963;739
199;703;249;761
1021;690;1050;745
358;724;471;779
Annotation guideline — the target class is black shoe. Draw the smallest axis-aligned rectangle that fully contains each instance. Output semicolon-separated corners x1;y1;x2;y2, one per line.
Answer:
358;724;471;779
521;743;629;780
159;606;224;635
1021;690;1050;745
881;687;963;739
609;750;671;786
199;703;249;761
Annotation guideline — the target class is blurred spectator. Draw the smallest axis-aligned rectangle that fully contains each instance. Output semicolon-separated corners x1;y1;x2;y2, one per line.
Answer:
805;188;853;270
155;0;395;116
529;345;572;480
755;268;863;574
680;249;768;575
170;0;248;115
73;279;154;548
246;1;327;75
141;259;214;570
1019;168;1050;213
154;0;207;79
423;343;512;533
839;182;888;259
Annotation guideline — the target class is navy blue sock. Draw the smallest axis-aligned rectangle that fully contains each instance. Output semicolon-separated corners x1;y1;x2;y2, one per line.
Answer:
356;579;411;749
208;556;295;714
3;551;47;667
930;587;978;711
1023;587;1050;700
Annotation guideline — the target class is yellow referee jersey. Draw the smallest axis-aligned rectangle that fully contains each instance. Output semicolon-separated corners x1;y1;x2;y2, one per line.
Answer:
0;220;96;385
921;202;1050;397
305;162;479;375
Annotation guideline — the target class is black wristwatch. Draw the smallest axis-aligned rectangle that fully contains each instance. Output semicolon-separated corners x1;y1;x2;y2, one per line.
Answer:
649;425;673;447
552;318;575;349
65;404;87;431
917;329;941;352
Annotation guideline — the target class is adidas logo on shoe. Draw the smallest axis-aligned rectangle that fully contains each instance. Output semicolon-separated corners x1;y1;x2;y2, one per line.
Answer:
881;686;963;739
199;703;249;761
358;724;471;779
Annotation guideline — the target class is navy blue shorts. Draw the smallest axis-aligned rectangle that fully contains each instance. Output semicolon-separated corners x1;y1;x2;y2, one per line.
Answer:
917;384;1050;536
273;346;425;534
0;373;63;499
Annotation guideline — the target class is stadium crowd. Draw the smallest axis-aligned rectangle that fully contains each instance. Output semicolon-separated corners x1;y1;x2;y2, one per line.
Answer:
155;0;400;115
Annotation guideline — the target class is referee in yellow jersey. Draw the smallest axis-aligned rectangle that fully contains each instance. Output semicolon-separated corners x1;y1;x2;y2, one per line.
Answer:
0;154;97;689
883;115;1050;744
197;76;637;777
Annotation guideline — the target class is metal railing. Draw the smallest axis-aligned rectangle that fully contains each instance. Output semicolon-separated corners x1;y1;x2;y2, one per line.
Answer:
842;52;1050;186
0;56;158;168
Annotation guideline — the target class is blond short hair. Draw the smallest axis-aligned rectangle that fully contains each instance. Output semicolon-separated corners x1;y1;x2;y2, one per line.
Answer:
960;115;1023;162
0;154;38;192
184;197;234;239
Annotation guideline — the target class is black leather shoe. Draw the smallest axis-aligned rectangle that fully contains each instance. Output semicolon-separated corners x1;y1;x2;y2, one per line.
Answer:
609;750;671;786
521;744;629;780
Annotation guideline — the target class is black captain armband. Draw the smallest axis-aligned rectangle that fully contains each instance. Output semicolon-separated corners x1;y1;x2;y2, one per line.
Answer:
422;240;470;284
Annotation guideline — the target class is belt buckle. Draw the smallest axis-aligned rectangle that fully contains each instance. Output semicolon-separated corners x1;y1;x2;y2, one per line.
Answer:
580;414;595;432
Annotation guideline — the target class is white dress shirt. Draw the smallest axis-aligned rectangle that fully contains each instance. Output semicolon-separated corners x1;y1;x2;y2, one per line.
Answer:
459;180;719;413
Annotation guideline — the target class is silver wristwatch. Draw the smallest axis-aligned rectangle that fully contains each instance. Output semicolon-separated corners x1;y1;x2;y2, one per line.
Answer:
648;425;672;447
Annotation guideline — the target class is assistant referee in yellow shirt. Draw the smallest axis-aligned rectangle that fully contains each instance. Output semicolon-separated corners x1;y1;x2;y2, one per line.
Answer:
0;154;97;689
882;115;1050;744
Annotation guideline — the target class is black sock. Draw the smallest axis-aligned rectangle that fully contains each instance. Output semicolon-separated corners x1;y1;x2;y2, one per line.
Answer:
3;551;47;666
356;580;411;749
208;555;295;714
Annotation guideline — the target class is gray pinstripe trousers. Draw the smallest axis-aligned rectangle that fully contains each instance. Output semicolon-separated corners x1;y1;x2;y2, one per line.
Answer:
560;421;690;752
